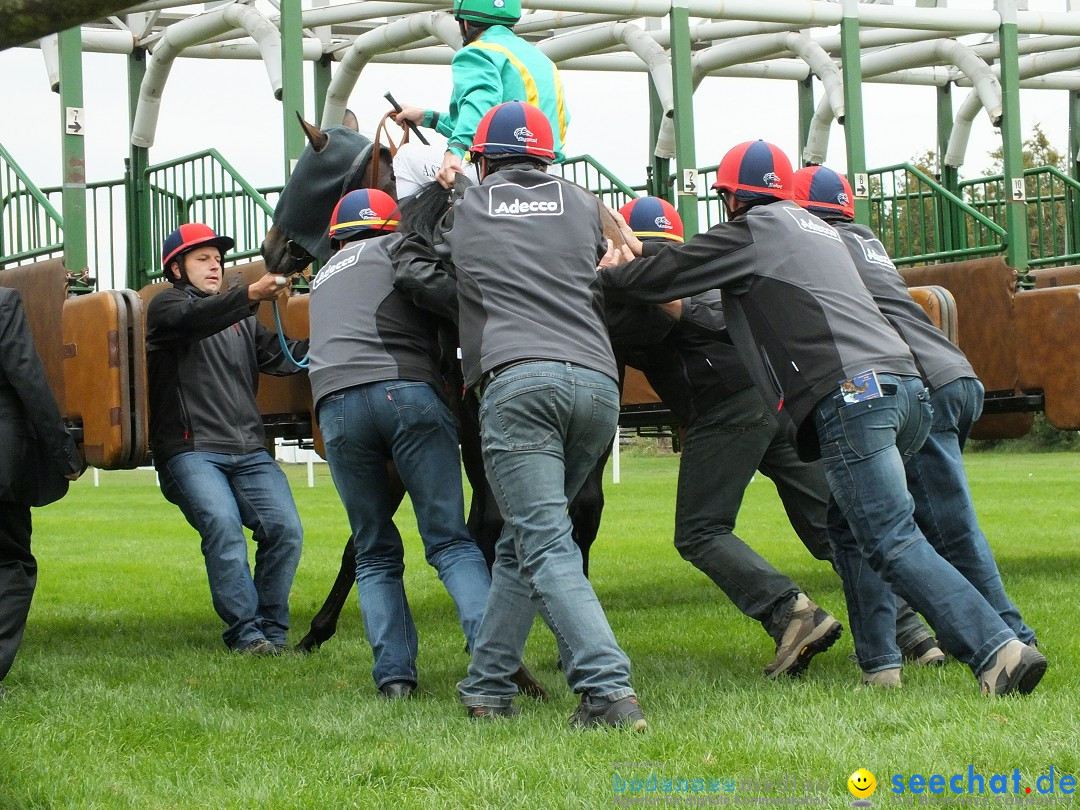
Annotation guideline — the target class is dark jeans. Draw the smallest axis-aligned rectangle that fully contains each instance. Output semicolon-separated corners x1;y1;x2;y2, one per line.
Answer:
674;386;831;642
0;501;34;682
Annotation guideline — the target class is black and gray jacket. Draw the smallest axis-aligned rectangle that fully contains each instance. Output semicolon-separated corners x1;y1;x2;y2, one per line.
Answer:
146;281;308;464
394;163;618;389
607;291;753;427
307;233;445;409
598;200;919;461
833;221;975;392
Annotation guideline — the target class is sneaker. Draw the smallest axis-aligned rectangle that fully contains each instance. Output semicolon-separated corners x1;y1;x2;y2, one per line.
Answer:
466;703;520;720
902;637;947;667
236;638;279;656
861;668;902;688
377;681;416;700
764;594;843;678
510;664;548;700
979;640;1047;696
569;695;648;732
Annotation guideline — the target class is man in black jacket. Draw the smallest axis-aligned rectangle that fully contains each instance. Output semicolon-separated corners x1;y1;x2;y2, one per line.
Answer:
0;287;83;694
147;224;308;655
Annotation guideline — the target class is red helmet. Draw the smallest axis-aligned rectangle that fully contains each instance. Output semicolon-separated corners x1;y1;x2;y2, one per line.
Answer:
711;140;793;202
161;223;234;271
328;189;399;244
792;165;855;220
618;197;684;242
470;101;555;164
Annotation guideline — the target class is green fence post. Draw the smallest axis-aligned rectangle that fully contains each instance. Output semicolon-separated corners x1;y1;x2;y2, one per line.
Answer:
314;56;332;127
127;45;153;290
647;76;670;200
58;26;89;283
280;0;306;178
1069;89;1080;258
997;0;1030;275
937;82;959;252
797;77;814;167
840;0;869;224
669;0;699;236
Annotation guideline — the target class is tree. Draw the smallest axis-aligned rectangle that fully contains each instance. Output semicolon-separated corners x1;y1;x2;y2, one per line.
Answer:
0;1;135;52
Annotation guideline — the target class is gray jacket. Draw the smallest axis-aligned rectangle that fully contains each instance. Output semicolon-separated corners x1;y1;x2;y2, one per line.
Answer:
307;233;445;408
394;164;617;389
834;221;975;392
599;200;919;461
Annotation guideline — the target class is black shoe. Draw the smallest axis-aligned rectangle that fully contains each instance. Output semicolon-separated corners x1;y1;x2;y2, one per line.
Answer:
902;636;946;666
377;681;416;700
466;703;520;720
236;638;279;656
569;694;647;731
510;664;548;700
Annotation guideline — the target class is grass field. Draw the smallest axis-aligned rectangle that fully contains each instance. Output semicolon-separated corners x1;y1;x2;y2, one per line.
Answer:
1;450;1077;809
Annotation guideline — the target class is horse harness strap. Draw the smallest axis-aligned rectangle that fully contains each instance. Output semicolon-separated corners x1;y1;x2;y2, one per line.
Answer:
368;111;409;192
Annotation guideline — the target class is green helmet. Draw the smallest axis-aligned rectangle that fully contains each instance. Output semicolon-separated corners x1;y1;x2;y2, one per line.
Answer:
453;0;521;25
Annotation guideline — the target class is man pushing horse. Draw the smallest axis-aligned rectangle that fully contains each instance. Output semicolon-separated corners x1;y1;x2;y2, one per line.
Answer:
390;0;569;194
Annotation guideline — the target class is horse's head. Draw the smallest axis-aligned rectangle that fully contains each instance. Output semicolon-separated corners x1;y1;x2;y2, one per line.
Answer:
262;112;396;275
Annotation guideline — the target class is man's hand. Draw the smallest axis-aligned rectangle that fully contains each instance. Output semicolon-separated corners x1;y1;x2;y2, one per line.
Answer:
436;151;465;189
247;274;290;302
598;239;634;270
392;105;425;129
606;207;644;257
657;300;684;320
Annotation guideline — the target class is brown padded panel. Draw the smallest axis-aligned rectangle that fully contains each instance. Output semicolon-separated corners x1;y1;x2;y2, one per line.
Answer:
279;293;325;458
62;292;129;469
907;285;959;345
118;289;149;467
0;259;68;409
1014;285;1080;430
969;412;1035;441
621;365;663;407
901;258;1018;394
1031;266;1080;288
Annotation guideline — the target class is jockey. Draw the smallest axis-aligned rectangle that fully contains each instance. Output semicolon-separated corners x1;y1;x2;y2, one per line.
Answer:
390;0;569;195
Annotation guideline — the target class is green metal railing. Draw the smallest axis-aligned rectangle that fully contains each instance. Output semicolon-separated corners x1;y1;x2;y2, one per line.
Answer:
37;179;127;289
959;166;1080;268
139;149;276;286
0;142;64;267
866;163;1006;266
552;154;638;210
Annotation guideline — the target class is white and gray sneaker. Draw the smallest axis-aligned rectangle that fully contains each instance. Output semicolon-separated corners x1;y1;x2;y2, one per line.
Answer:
764;594;843;678
979;639;1047;696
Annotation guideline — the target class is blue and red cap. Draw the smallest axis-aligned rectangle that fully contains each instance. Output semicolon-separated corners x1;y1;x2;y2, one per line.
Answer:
161;223;234;271
329;189;399;244
712;140;793;202
792;165;855;220
619;197;684;242
470;101;555;164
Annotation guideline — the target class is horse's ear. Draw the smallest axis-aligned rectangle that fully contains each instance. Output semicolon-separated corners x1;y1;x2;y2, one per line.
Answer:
296;112;329;153
342;109;360;131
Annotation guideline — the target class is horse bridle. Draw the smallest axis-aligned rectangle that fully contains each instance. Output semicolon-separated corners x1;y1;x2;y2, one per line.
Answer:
282;238;314;274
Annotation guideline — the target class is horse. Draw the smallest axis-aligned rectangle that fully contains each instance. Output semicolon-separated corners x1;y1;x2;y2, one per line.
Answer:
261;114;617;659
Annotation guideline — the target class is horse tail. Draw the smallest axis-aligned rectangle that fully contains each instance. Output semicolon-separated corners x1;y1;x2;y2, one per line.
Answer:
397;177;473;244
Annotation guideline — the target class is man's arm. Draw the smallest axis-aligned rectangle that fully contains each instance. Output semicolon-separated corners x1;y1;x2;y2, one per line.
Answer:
0;291;82;477
253;321;310;376
598;219;757;304
146;276;289;347
392;221;460;324
605;302;678;350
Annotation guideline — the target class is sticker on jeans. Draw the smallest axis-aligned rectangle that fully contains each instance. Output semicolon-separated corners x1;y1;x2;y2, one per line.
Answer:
839;369;882;404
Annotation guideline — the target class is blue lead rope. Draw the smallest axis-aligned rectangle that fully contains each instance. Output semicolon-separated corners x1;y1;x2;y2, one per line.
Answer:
272;298;309;369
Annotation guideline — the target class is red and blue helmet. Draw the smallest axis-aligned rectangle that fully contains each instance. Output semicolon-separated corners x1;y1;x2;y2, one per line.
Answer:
328;189;399;245
618;197;684;242
792;165;855;221
470;101;555;164
161;223;234;271
712;140;793;202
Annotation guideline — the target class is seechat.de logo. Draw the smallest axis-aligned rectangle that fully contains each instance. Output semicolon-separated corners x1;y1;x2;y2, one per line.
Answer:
849;768;877;807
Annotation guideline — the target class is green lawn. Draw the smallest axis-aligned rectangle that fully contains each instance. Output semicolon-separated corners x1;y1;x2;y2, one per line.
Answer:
1;450;1077;809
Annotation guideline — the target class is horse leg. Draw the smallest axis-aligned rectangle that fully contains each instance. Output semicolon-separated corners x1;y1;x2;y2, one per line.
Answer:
568;439;612;579
294;460;407;653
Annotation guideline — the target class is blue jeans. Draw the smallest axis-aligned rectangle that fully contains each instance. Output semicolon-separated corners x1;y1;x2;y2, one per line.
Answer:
458;362;634;707
906;377;1035;644
319;381;490;688
159;450;303;650
675;386;830;643
818;375;1014;675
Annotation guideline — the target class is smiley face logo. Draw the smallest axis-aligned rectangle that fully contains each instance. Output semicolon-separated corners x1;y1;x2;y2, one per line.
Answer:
848;769;877;799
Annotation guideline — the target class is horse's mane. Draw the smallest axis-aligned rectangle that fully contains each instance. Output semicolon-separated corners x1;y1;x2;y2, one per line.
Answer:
397;177;474;245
